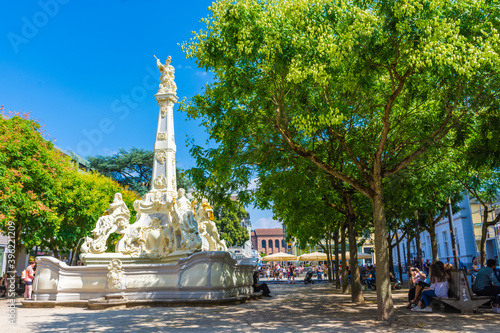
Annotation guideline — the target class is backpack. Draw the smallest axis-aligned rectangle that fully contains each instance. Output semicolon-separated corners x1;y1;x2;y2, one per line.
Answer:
21;270;27;280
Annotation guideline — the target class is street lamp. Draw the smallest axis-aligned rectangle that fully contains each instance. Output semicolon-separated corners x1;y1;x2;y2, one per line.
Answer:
414;210;423;270
447;198;459;268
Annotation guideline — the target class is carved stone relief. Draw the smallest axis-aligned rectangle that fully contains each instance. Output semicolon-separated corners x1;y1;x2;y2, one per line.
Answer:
160;104;168;117
156;150;167;164
80;193;130;254
107;259;123;290
154;174;167;189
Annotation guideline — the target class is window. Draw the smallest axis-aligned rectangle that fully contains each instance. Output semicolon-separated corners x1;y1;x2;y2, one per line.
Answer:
262;240;266;249
426;236;431;258
454;228;461;255
269;240;273;248
282;240;286;248
275;240;279;248
443;231;449;257
402;242;406;263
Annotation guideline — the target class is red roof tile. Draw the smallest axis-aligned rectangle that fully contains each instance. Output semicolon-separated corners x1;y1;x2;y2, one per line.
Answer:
253;228;283;236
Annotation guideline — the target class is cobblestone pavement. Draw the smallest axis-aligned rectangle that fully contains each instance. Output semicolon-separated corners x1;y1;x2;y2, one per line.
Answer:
1;282;498;332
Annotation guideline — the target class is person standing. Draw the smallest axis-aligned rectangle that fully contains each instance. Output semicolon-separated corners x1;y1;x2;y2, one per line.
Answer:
317;265;324;280
423;260;431;276
23;261;36;300
0;273;8;297
288;265;296;284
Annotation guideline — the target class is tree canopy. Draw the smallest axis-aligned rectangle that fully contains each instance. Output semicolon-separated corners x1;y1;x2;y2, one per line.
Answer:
0;110;139;263
0;112;68;262
182;0;500;320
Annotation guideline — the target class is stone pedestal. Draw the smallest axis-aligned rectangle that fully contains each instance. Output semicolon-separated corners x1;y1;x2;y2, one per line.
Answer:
31;251;256;306
80;250;190;266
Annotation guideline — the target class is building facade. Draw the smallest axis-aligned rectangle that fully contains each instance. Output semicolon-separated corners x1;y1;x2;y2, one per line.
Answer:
393;193;500;271
251;228;290;255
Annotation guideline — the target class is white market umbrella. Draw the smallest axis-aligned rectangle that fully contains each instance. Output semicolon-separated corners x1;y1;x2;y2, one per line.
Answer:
262;252;298;262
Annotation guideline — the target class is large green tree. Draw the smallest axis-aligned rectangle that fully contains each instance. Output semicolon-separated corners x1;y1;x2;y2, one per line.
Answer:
55;170;139;263
182;0;500;320
0;111;139;265
0;112;68;264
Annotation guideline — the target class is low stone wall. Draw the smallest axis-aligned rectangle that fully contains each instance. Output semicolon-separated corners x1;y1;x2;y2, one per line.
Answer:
32;251;256;303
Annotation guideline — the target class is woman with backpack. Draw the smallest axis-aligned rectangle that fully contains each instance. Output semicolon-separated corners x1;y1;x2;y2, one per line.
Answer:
23;261;36;300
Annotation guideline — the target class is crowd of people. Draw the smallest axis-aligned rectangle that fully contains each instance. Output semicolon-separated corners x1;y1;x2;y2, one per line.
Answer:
257;263;330;283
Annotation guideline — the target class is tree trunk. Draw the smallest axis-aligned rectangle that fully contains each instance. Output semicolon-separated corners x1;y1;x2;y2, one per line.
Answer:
348;219;364;303
371;179;395;321
406;233;413;288
341;221;348;294
70;239;82;266
479;204;489;267
327;238;333;283
395;230;404;283
14;220;26;272
53;249;60;260
428;221;439;263
414;213;423;270
334;227;340;289
388;232;394;274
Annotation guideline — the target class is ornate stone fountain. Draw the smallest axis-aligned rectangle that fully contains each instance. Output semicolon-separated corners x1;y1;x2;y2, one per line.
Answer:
28;57;256;308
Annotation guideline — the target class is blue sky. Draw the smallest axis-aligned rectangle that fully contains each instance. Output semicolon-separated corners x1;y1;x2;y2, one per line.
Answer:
0;0;280;229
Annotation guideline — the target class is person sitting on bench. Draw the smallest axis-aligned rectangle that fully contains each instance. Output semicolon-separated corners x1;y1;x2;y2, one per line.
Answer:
253;271;272;297
473;259;500;313
412;263;449;312
407;267;428;308
365;265;376;290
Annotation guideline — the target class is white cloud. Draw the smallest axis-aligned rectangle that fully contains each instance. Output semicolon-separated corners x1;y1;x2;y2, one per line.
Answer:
247;178;259;191
253;217;282;229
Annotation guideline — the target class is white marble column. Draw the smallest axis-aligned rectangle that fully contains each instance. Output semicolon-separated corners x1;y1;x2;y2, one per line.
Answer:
151;56;178;197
